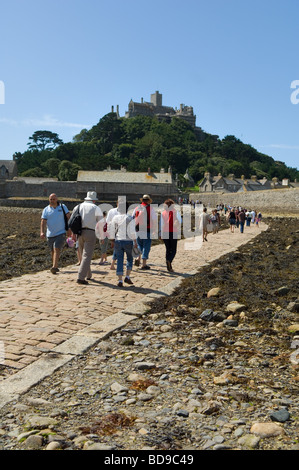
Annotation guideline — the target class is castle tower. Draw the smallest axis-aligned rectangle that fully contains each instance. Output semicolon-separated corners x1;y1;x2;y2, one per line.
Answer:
151;91;162;107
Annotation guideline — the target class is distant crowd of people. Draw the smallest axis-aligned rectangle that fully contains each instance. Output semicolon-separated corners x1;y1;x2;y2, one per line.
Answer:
226;206;262;233
40;194;262;286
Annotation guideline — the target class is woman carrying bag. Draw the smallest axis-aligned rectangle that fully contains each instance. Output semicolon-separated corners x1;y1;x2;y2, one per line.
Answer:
160;199;182;272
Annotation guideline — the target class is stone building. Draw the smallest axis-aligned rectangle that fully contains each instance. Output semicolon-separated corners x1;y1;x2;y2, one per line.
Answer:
125;91;197;128
0;160;18;180
199;172;280;193
76;167;179;203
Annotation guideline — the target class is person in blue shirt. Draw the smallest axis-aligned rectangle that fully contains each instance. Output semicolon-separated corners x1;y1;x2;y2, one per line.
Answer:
40;193;70;274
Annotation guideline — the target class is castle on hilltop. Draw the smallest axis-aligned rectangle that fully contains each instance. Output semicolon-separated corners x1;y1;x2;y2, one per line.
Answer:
111;91;206;140
125;90;196;128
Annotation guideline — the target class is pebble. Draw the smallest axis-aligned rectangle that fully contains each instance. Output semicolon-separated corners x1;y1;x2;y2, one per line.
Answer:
250;422;285;438
270;409;290;423
0;226;298;451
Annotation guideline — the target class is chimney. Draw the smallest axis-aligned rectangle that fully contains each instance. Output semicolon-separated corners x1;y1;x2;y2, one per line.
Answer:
251;175;257;181
147;167;151;175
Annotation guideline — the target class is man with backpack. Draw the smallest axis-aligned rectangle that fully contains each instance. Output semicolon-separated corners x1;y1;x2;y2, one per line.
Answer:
72;191;103;285
40;193;70;274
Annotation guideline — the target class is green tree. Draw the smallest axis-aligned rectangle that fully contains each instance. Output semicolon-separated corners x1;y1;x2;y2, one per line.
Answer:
41;157;60;178
28;131;63;151
58;160;81;181
73;128;90;142
88;113;122;153
20;167;46;177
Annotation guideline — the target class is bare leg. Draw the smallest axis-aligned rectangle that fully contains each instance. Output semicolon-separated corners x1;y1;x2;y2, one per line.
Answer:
52;248;60;268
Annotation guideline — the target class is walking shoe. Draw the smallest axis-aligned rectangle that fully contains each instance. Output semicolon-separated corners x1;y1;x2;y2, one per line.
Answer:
166;261;174;272
50;267;59;274
77;279;88;285
141;265;150;270
117;281;123;287
124;277;133;285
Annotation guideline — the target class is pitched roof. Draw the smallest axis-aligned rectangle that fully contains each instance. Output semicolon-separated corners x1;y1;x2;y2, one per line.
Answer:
77;170;174;184
0;160;17;171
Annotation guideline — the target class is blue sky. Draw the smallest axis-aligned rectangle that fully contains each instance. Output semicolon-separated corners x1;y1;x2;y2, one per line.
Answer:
1;0;299;171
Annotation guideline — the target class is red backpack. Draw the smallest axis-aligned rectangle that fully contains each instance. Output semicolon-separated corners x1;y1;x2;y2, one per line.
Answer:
135;203;151;232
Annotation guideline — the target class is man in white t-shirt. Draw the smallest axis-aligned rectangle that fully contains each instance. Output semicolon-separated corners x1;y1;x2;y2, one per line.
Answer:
109;201;137;286
106;204;119;270
74;191;103;285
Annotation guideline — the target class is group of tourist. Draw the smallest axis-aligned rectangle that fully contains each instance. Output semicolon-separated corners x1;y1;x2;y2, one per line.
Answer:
199;204;262;241
227;206;262;233
40;194;262;286
40;192;182;287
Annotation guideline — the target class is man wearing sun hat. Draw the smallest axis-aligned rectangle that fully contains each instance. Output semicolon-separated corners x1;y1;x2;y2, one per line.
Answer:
132;194;157;270
74;191;103;285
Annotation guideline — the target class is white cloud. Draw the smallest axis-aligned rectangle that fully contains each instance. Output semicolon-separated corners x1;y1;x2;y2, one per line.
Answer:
262;144;299;150
0;114;90;129
0;117;18;125
23;115;90;129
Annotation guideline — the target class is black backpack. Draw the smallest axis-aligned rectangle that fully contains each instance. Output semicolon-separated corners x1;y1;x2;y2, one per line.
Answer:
68;204;82;235
60;203;69;231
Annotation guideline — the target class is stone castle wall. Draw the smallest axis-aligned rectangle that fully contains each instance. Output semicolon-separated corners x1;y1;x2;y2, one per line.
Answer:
1;181;298;215
0;179;179;208
189;188;299;215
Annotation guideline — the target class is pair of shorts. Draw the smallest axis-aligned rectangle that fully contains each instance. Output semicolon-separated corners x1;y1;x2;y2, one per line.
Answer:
137;235;152;259
47;233;66;250
101;237;109;254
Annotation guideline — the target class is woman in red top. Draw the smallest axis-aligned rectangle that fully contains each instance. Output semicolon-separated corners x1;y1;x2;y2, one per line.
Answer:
160;199;182;272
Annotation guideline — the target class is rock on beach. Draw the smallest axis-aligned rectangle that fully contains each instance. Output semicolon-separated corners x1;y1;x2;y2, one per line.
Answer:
0;215;298;451
250;423;285;438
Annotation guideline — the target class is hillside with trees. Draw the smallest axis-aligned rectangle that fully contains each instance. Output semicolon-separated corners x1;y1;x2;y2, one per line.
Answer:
13;113;299;186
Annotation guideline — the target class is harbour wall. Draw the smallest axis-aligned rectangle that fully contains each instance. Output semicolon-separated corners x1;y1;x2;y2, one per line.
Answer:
189;188;299;216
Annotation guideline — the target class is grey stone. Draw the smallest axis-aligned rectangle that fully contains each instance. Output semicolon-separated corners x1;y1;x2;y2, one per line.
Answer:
24;434;44;450
200;309;226;322
134;362;156;370
176;409;189;418
238;434;260;449
223;319;239;327
270;409;290;423
275;286;290;296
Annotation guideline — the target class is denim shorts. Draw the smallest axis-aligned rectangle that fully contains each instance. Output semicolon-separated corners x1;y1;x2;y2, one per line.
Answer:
137;235;152;259
47;233;66;250
114;240;133;275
